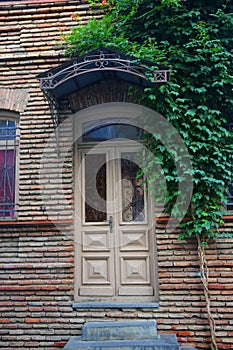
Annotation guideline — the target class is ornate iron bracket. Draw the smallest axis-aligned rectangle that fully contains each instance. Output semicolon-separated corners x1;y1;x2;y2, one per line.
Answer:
42;90;60;154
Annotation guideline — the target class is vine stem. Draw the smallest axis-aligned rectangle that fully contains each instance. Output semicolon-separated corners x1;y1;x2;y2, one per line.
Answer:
197;235;218;350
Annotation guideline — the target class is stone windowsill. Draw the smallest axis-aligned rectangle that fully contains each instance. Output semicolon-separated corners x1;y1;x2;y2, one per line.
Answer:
73;302;159;309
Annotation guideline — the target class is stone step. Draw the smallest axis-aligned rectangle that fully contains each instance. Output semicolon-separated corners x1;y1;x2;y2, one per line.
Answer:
63;334;179;350
82;320;158;341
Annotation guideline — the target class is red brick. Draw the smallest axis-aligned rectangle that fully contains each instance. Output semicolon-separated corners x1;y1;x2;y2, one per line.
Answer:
25;318;40;323
54;341;67;347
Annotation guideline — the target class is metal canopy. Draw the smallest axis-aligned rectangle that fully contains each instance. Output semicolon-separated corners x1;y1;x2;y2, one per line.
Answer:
38;47;170;129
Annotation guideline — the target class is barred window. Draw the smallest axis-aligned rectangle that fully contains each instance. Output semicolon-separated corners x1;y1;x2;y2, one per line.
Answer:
0;118;18;218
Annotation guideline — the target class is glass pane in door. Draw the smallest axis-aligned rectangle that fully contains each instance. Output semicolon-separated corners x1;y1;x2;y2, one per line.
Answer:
121;152;145;222
84;153;107;222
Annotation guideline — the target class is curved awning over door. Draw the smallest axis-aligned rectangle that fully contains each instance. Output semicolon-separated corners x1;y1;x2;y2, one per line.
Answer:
37;47;170;127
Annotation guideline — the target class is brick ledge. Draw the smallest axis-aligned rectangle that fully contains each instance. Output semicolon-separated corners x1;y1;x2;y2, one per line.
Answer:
0;219;73;227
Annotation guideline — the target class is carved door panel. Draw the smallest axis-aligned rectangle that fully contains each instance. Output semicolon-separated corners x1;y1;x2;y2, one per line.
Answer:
77;144;155;300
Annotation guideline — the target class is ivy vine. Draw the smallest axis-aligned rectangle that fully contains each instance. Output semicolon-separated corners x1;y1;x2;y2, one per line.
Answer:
62;1;233;349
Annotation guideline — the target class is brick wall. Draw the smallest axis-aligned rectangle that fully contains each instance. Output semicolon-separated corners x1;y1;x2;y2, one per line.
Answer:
0;1;232;350
156;219;233;349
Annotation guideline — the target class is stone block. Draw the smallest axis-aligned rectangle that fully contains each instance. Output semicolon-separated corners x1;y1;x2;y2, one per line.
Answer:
81;320;158;341
64;334;179;350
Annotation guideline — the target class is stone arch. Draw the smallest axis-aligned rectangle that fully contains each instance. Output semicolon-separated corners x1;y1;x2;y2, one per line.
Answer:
0;89;29;113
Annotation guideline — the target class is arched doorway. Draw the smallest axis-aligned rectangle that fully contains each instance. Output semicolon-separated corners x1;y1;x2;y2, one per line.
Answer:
74;103;158;302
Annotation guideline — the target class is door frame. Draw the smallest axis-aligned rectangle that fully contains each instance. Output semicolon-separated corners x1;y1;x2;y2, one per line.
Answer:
73;103;159;302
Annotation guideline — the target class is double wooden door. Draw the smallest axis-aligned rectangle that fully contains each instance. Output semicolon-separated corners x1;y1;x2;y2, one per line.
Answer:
76;143;156;301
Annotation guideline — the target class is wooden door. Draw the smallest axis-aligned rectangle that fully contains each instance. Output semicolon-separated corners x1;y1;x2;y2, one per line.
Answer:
76;143;156;301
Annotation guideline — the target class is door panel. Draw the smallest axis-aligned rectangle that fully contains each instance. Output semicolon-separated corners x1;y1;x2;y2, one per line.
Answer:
82;229;110;251
79;150;115;297
77;144;155;300
119;229;149;251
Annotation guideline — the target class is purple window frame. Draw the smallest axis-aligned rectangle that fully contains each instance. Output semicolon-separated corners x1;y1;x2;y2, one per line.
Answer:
0;120;17;218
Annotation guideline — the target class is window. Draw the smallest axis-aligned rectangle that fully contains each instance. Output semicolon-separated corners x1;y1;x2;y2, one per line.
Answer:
82;123;144;142
0;115;18;218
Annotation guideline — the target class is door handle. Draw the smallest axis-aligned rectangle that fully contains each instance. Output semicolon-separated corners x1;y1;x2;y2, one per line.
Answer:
109;215;113;233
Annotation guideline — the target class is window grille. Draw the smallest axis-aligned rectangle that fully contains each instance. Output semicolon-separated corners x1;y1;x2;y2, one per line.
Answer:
0;120;18;218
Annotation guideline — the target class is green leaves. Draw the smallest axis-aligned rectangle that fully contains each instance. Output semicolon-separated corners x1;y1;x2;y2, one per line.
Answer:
63;0;233;244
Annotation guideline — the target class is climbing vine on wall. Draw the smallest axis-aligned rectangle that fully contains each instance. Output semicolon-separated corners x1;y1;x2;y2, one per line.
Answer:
63;1;233;349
